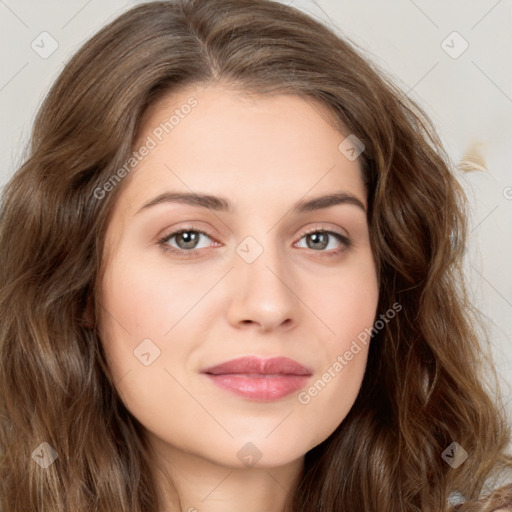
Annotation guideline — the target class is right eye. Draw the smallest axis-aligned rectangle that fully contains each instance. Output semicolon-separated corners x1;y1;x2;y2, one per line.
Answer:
157;227;220;256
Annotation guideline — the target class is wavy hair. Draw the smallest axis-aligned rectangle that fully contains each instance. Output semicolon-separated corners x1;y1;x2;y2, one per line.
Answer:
0;0;511;510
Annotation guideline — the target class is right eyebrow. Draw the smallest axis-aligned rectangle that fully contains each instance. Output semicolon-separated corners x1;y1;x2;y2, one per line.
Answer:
136;191;232;215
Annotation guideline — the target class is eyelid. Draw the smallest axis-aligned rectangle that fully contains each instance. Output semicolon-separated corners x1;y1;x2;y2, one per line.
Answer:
299;224;349;240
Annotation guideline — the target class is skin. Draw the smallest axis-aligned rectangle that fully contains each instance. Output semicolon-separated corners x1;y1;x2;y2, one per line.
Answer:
97;82;379;512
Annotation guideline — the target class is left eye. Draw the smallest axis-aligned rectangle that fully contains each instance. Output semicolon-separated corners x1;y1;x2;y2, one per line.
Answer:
295;231;349;252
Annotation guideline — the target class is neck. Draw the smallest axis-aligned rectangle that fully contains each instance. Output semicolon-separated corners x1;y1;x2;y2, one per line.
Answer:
148;436;304;512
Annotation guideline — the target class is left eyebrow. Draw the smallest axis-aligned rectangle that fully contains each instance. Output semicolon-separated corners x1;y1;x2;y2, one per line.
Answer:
135;190;366;215
292;192;366;214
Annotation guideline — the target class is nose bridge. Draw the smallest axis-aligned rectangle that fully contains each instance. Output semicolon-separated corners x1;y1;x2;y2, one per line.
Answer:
226;232;298;330
236;230;288;283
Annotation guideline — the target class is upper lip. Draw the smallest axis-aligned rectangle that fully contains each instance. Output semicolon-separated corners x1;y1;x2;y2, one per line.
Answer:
201;356;312;376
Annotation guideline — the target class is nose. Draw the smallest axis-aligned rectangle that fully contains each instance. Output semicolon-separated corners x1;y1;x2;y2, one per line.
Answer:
225;241;299;333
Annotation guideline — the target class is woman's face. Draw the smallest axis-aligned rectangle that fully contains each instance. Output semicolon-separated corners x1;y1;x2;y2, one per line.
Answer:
98;83;379;469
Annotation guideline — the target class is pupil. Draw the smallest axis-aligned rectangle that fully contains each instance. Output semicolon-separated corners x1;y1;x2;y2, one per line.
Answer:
178;231;198;249
309;232;327;250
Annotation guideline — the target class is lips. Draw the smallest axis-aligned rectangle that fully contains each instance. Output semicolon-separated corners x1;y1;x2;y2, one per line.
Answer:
201;356;312;401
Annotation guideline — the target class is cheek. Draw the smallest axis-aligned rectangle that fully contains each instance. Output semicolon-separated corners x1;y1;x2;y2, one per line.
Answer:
97;250;176;389
296;256;378;436
307;252;379;345
97;246;222;406
99;246;206;343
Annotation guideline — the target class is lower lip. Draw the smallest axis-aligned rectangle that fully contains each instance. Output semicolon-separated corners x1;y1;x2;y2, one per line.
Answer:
204;374;311;401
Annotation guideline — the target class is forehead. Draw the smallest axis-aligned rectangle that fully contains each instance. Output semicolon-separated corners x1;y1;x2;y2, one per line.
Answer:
139;81;344;138
113;83;366;217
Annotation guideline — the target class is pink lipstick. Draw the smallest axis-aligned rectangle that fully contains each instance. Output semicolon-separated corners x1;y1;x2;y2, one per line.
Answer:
201;356;312;401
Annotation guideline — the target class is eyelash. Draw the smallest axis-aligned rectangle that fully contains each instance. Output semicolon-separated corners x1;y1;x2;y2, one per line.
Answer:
157;225;352;258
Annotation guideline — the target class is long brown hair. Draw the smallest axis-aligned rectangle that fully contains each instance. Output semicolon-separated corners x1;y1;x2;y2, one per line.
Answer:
0;1;510;510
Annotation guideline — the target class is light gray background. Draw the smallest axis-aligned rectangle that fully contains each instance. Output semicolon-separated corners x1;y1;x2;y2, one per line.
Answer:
1;0;511;424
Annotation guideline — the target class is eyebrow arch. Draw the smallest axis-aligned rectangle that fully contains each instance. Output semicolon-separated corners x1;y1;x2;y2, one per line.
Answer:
136;191;366;215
